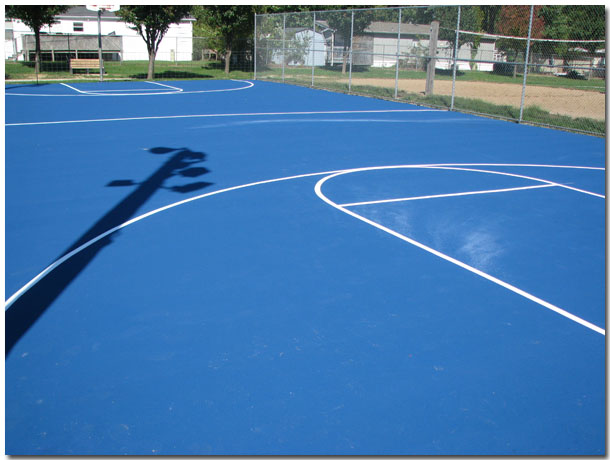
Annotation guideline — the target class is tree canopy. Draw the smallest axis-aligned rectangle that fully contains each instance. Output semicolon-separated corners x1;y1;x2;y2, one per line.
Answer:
116;5;192;80
5;5;69;73
192;6;257;74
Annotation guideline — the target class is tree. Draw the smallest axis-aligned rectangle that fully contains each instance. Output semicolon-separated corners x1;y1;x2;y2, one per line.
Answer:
477;6;501;34
559;5;604;53
5;5;69;75
495;6;545;77
538;5;605;75
324;8;374;74
193;6;257;74
116;5;192;80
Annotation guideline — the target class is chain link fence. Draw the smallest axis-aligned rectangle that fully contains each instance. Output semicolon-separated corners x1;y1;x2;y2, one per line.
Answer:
255;6;606;136
5;6;604;135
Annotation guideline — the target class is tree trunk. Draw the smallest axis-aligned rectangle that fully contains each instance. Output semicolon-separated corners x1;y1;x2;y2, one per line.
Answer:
34;29;41;75
224;45;232;74
512;51;518;78
147;50;156;80
341;45;348;74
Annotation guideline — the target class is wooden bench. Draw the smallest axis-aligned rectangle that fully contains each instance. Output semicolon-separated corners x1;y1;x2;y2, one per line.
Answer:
70;58;101;74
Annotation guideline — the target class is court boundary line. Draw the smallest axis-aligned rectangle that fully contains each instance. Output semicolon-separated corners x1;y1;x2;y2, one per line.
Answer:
428;165;604;198
340;183;556;207
79;82;183;94
314;165;605;336
5;163;605;337
5;109;441;127
6;79;254;97
4;169;338;310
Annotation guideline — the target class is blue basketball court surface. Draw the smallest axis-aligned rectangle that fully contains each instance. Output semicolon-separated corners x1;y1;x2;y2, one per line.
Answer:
4;79;605;455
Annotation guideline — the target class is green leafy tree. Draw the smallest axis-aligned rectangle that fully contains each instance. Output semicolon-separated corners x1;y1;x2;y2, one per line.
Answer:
495;5;545;77
539;5;605;74
551;5;605;53
193;6;258;74
324;8;374;74
5;5;69;74
251;6;350;71
538;6;571;67
416;6;480;53
477;6;501;34
116;5;192;80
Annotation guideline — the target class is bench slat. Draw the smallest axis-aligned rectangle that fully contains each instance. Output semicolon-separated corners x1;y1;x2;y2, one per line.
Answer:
70;59;102;74
71;59;100;68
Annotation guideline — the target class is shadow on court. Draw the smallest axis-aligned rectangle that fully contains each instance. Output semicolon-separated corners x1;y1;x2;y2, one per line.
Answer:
131;71;215;80
5;147;212;356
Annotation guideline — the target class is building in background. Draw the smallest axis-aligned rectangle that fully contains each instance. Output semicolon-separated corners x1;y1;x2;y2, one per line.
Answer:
5;6;195;62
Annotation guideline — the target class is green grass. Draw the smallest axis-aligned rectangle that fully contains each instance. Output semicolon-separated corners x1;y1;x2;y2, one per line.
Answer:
8;59;605;93
256;65;606;92
276;78;604;136
5;60;252;82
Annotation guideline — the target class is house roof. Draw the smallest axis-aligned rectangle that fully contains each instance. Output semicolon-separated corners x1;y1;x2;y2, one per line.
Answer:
57;6;119;19
364;21;430;36
56;6;196;22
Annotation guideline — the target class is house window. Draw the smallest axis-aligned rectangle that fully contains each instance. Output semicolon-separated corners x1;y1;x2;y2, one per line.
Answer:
73;22;84;32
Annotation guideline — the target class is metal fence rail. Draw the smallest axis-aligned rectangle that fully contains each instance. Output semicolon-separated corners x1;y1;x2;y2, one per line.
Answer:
254;6;606;136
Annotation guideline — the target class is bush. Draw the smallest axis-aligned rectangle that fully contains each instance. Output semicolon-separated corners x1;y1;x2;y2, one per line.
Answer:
566;70;586;80
493;62;516;76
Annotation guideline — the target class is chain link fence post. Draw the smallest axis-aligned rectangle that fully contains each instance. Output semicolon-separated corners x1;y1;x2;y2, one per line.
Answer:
450;6;461;111
282;13;286;83
519;5;534;123
253;13;257;80
348;10;354;93
312;11;316;87
394;8;402;99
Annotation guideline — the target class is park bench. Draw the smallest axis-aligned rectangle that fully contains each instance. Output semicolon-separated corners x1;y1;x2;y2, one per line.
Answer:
70;58;102;74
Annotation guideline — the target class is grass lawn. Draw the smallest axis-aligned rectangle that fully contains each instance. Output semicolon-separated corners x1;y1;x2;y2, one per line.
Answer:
7;60;605;93
257;65;606;92
5;60;252;82
273;78;604;136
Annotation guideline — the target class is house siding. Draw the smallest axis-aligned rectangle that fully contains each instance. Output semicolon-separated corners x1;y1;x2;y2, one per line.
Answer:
6;7;194;62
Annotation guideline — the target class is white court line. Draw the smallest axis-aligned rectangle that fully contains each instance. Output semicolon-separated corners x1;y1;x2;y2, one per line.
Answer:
5;109;440;127
3;169;338;310
82;88;177;93
427;165;605;199
60;82;102;95
64;81;179;97
83;82;182;94
7;79;254;97
314;165;605;335
341;183;556;207
5;163;605;337
146;81;183;92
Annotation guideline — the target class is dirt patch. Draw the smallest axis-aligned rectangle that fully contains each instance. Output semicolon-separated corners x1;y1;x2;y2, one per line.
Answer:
349;77;605;121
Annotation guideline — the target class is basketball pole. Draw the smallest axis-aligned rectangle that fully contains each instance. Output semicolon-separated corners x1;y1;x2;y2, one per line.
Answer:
97;9;104;82
87;5;119;82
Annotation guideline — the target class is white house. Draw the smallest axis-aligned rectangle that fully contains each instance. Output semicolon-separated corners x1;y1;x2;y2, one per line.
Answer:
266;20;503;71
271;28;326;67
361;21;502;71
5;6;195;62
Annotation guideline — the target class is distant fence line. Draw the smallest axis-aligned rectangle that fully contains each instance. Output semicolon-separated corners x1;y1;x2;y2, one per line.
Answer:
4;5;605;135
5;33;251;64
254;6;605;136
